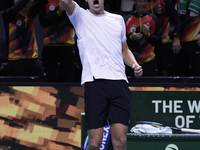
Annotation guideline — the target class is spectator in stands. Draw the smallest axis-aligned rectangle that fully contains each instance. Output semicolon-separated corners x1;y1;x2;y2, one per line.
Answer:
171;0;200;76
39;0;76;82
2;0;47;80
146;0;182;76
124;0;162;76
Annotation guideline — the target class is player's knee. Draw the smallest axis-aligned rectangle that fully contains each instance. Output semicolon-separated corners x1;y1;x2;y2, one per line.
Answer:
88;142;101;150
112;136;127;149
88;139;102;150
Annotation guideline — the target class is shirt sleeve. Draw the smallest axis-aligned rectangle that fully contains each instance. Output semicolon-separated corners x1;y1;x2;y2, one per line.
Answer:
120;16;127;43
143;13;162;46
68;2;83;29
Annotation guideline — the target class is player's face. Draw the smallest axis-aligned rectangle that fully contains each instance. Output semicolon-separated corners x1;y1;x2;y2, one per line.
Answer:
86;0;105;15
134;0;148;14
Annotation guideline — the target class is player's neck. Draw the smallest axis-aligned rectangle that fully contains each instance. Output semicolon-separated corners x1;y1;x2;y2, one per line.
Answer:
89;8;105;15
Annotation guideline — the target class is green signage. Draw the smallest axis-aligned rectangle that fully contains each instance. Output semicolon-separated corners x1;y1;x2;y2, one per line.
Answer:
129;91;200;132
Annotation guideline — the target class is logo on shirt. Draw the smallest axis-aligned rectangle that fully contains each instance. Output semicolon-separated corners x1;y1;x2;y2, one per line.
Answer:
130;27;136;33
16;20;22;26
49;4;55;11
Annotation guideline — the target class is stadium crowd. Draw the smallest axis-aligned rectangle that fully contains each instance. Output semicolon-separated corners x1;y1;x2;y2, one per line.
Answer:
0;0;199;82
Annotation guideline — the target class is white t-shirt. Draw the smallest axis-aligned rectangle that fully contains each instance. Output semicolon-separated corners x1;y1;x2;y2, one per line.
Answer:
68;2;128;85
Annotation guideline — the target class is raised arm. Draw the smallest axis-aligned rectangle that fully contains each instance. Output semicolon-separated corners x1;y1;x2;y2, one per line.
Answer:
60;0;76;15
122;41;143;77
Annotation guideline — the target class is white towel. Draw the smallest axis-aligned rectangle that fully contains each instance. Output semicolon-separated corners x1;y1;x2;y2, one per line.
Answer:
130;124;172;134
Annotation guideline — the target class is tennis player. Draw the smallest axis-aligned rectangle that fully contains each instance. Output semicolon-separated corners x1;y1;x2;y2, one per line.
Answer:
61;0;143;149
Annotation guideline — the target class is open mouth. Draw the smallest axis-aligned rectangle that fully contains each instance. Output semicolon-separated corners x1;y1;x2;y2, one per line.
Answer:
93;0;99;5
93;0;99;7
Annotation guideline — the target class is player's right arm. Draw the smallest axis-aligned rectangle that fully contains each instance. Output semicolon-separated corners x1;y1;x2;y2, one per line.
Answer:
60;0;75;15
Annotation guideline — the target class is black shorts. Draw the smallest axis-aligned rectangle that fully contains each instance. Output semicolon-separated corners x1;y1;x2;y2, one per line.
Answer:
84;79;131;129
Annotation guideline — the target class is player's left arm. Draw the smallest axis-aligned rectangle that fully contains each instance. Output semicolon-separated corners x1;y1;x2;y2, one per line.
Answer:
122;41;143;77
